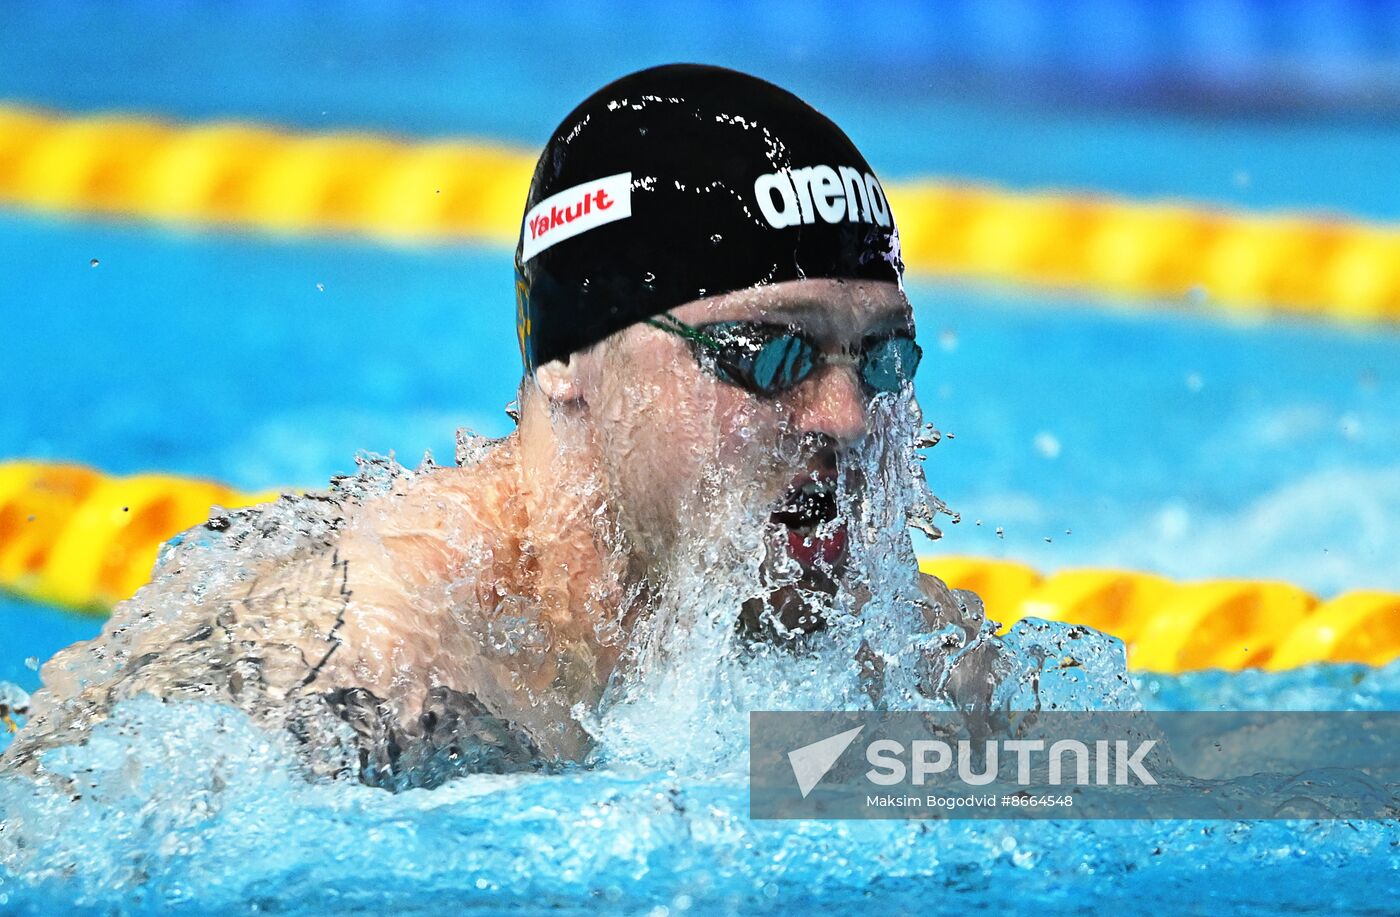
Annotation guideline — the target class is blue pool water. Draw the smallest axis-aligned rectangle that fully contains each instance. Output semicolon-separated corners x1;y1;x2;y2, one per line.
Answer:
4;2;1400;913
3;632;1399;916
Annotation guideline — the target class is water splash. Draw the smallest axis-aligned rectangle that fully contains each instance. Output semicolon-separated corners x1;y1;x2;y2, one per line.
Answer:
2;665;1398;914
3;283;1393;910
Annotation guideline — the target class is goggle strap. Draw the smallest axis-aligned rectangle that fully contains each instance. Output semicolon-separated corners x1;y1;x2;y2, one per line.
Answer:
645;315;726;352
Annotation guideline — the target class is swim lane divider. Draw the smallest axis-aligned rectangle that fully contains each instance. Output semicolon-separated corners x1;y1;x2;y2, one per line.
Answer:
1;103;1399;322
1;459;1396;674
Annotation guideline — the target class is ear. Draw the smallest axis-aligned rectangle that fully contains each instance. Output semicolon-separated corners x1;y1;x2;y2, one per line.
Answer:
532;356;587;407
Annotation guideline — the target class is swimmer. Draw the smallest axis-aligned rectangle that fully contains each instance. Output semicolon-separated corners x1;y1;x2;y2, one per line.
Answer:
4;65;1005;790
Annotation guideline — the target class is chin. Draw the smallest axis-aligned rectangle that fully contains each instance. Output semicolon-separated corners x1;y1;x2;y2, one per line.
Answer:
736;553;845;643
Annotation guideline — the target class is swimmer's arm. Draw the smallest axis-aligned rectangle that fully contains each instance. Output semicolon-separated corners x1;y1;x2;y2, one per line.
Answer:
28;483;444;713
917;571;985;635
915;571;1005;716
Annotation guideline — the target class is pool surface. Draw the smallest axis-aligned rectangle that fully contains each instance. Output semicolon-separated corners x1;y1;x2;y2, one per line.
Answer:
3;2;1400;913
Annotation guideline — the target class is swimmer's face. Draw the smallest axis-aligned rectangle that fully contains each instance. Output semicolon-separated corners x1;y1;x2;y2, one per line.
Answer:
572;278;917;631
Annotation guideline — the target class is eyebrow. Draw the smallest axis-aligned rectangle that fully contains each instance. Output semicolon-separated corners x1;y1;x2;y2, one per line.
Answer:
758;297;912;334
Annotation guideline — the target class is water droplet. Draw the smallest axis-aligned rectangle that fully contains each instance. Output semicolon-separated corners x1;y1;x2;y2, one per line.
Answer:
1185;372;1203;392
316;283;325;292
89;258;100;267
709;233;723;244
24;657;38;671
938;328;958;352
1033;432;1061;459
1156;505;1190;539
995;527;1005;539
913;424;942;450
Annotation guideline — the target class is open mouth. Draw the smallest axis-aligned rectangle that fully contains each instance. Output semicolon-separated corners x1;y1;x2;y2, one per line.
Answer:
770;474;849;570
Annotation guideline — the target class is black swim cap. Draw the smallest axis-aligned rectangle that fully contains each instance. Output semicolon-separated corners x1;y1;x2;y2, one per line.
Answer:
514;64;902;373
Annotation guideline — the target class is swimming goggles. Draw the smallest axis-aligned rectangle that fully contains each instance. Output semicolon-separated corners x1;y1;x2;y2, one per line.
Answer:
646;314;921;398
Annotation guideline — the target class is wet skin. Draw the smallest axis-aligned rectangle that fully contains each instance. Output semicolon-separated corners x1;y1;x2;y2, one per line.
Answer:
7;279;993;785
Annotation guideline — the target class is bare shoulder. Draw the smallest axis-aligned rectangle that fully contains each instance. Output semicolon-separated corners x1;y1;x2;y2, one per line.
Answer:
6;458;529;783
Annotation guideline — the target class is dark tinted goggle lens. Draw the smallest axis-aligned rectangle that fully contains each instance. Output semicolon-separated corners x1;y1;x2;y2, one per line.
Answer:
704;322;816;395
859;333;922;394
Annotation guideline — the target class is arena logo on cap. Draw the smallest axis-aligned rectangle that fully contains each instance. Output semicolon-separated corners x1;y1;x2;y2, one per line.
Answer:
754;165;892;230
521;171;633;261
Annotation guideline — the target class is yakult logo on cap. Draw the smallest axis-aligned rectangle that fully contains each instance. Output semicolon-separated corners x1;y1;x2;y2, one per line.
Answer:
521;171;633;262
754;165;892;230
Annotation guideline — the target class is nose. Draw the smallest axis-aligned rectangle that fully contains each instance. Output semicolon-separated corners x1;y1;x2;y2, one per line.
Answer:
790;363;869;447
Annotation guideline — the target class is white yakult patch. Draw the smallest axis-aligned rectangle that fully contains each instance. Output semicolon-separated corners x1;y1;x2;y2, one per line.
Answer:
521;171;632;261
753;165;892;229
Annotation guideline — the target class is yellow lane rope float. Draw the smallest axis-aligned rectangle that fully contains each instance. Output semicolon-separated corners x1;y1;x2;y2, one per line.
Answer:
2;459;1398;673
2;103;1399;321
0;460;278;612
